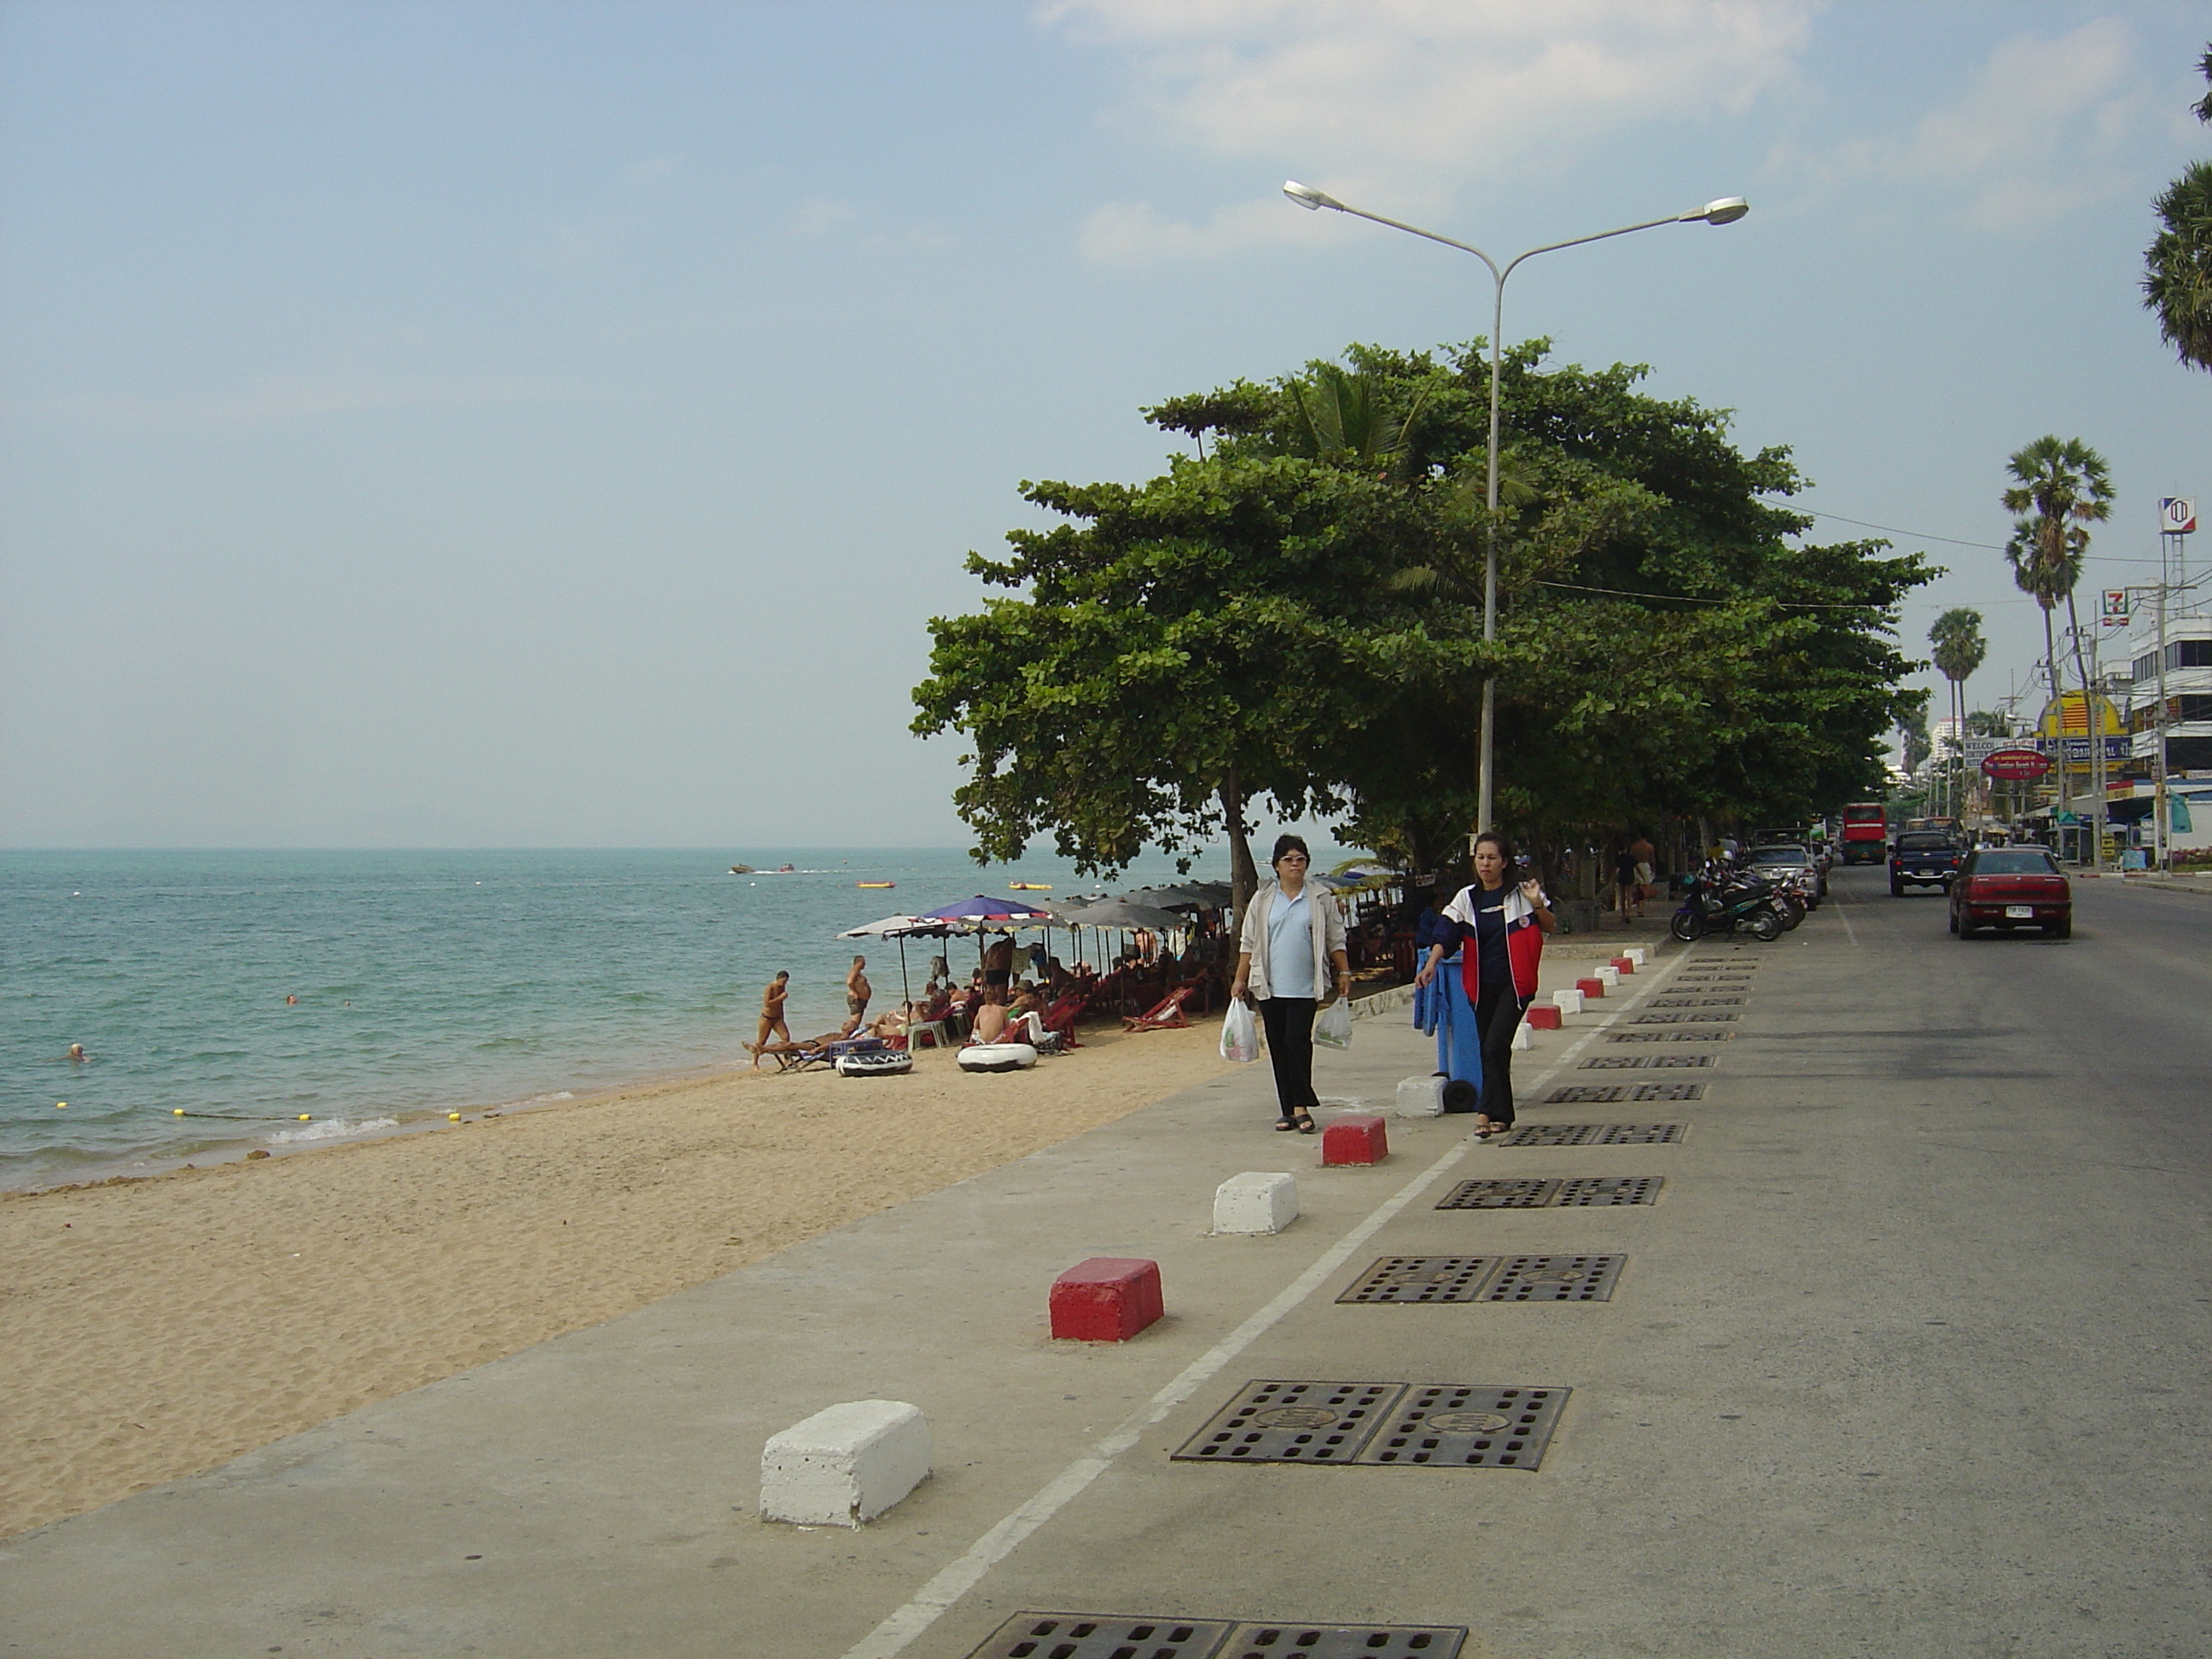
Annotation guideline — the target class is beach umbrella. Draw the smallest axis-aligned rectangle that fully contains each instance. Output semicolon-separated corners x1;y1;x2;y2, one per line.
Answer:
918;894;1057;924
1057;897;1184;930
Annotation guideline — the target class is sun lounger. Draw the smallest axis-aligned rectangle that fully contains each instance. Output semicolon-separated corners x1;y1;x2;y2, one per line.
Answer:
1121;983;1200;1032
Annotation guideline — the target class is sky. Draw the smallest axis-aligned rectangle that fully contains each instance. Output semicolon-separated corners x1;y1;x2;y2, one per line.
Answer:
2;0;2207;849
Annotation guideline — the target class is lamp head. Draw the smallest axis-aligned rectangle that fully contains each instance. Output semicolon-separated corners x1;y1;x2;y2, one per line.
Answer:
1283;180;1344;212
1684;196;1749;225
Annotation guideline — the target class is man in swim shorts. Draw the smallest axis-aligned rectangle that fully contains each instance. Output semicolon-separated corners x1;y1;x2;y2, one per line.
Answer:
754;971;791;1066
981;937;1014;991
845;956;871;1021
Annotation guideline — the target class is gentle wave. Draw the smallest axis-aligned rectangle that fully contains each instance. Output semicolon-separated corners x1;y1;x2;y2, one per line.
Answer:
265;1116;400;1144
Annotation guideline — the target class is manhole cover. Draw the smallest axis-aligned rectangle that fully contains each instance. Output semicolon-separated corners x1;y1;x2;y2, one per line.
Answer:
1492;1122;1685;1147
1580;1055;1649;1069
1546;1085;1627;1103
1628;1081;1704;1101
1553;1176;1663;1206
1648;1054;1712;1068
1220;1624;1467;1659
1435;1178;1558;1210
1338;1256;1503;1303
1358;1384;1569;1469
966;1613;1234;1658
1481;1254;1625;1301
1173;1381;1403;1463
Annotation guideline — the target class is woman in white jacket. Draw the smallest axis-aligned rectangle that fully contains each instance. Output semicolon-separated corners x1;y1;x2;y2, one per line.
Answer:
1231;835;1352;1132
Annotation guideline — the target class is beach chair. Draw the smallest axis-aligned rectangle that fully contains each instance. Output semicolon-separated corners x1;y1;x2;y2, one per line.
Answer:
1122;982;1200;1032
1039;993;1086;1051
905;1017;952;1051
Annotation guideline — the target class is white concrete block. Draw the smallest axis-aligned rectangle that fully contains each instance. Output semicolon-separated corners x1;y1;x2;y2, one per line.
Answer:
1551;988;1585;1015
1394;1075;1446;1119
761;1400;931;1527
1623;947;1648;966
1214;1171;1299;1234
1595;965;1621;987
1511;1024;1532;1051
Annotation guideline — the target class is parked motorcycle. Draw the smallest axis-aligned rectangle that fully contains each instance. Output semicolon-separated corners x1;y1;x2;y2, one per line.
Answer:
1670;861;1785;942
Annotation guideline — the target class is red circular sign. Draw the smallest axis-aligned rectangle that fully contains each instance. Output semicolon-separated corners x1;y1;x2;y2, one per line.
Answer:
1982;748;2052;781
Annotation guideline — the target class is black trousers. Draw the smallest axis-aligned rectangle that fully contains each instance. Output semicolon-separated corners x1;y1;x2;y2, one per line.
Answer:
1257;996;1318;1119
1474;982;1526;1126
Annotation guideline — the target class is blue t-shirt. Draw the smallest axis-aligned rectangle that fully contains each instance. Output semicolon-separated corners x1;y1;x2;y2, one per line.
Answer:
1266;888;1315;998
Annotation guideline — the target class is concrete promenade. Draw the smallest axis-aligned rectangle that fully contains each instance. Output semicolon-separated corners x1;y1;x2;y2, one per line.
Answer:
5;870;2208;1657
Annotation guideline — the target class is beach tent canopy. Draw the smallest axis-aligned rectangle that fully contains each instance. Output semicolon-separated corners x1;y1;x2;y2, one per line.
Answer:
1054;897;1185;930
1121;882;1230;910
919;894;1057;926
835;913;965;940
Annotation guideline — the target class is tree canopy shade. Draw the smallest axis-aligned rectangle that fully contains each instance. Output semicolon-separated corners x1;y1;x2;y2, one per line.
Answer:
912;341;1935;894
2142;47;2212;372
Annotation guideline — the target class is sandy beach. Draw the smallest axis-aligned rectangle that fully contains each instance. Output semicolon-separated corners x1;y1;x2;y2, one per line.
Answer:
0;1024;1232;1541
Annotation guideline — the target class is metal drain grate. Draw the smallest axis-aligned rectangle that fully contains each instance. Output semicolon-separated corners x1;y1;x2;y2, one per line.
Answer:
1553;1175;1664;1206
1220;1623;1466;1658
1435;1178;1557;1209
1650;995;1744;1009
1481;1254;1624;1301
1580;1054;1650;1069
1648;1053;1712;1068
1628;1081;1704;1101
1173;1380;1403;1462
1493;1122;1685;1146
1666;1030;1732;1042
1630;1012;1687;1024
1684;1011;1738;1022
1358;1384;1569;1469
967;1613;1236;1659
1338;1256;1503;1303
1545;1084;1629;1103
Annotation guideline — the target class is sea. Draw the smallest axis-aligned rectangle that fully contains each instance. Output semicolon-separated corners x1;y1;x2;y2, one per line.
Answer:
0;846;1249;1191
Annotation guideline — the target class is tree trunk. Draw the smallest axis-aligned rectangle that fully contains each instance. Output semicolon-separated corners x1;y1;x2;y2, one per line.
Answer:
1220;770;1260;919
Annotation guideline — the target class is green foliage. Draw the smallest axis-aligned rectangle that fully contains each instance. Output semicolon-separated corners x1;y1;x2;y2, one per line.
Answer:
2001;434;2114;701
2142;48;2212;371
914;340;1936;883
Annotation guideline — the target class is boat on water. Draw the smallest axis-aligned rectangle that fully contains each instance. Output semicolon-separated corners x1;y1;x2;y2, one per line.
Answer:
1008;882;1052;890
858;881;895;889
730;864;755;875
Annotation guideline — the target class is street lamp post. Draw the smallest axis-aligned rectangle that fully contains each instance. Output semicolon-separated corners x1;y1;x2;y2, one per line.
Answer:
1284;182;1749;835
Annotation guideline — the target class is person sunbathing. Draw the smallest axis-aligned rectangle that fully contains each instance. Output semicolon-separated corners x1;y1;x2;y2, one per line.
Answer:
744;1013;864;1059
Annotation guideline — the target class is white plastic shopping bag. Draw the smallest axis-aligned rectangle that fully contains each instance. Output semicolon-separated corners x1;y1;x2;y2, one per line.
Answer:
1313;998;1353;1051
1220;999;1260;1063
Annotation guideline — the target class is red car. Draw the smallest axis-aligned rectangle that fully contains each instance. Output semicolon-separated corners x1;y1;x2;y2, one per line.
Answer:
1949;847;2072;940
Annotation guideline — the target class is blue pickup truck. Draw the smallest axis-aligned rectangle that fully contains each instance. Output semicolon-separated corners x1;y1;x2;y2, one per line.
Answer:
1889;830;1964;895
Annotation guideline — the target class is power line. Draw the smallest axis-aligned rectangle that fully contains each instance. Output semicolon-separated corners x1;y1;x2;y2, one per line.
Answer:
1798;509;2166;566
1531;579;1887;610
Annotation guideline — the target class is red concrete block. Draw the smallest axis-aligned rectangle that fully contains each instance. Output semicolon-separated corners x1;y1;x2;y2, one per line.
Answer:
1525;1004;1563;1031
1576;977;1606;999
1610;956;1635;975
1321;1113;1389;1167
1050;1256;1163;1342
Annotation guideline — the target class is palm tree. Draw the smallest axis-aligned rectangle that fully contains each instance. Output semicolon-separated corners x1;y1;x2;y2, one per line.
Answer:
2143;47;2212;371
2001;435;2113;712
1929;608;1987;818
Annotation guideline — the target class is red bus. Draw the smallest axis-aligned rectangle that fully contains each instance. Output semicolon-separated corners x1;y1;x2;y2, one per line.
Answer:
1840;802;1888;864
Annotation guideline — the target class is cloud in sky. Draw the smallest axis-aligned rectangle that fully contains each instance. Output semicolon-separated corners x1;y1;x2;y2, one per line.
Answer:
1772;18;2149;230
1049;0;1819;262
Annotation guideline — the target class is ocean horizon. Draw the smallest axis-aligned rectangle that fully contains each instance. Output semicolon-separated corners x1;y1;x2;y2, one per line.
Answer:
0;844;1295;1190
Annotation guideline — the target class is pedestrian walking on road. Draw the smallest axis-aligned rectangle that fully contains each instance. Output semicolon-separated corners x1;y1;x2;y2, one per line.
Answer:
1231;835;1352;1133
1612;842;1642;924
1415;832;1557;1136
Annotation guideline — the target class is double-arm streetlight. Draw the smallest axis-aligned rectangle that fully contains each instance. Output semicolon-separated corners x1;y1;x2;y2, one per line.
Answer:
1284;181;1749;836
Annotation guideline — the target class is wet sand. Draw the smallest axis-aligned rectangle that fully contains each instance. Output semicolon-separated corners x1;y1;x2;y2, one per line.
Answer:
0;1024;1231;1540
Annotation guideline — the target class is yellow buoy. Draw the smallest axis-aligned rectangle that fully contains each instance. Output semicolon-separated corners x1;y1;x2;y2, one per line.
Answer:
447;1112;462;1121
173;1109;185;1115
55;1101;67;1109
296;1115;311;1121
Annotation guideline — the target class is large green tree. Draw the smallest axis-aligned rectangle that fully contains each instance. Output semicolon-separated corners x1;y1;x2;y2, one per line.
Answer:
2143;46;2212;371
1929;607;1987;817
915;340;1933;889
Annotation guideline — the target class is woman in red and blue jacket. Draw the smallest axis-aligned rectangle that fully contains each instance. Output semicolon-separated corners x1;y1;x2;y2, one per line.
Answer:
1413;831;1557;1135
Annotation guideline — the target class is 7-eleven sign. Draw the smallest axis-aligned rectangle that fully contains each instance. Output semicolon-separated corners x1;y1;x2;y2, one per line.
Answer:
2101;589;2129;626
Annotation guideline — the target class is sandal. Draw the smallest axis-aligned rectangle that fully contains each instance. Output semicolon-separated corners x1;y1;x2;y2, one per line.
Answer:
1275;1117;1298;1132
1293;1110;1318;1134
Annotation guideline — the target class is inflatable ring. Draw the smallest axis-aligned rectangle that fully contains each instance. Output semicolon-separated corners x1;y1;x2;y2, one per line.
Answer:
836;1050;913;1078
956;1042;1039;1074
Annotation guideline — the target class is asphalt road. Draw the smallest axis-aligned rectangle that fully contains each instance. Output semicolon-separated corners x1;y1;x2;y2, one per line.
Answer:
3;869;2206;1659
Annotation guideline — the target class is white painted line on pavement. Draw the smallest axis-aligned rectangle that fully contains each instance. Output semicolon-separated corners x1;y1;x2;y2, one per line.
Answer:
837;947;1697;1659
